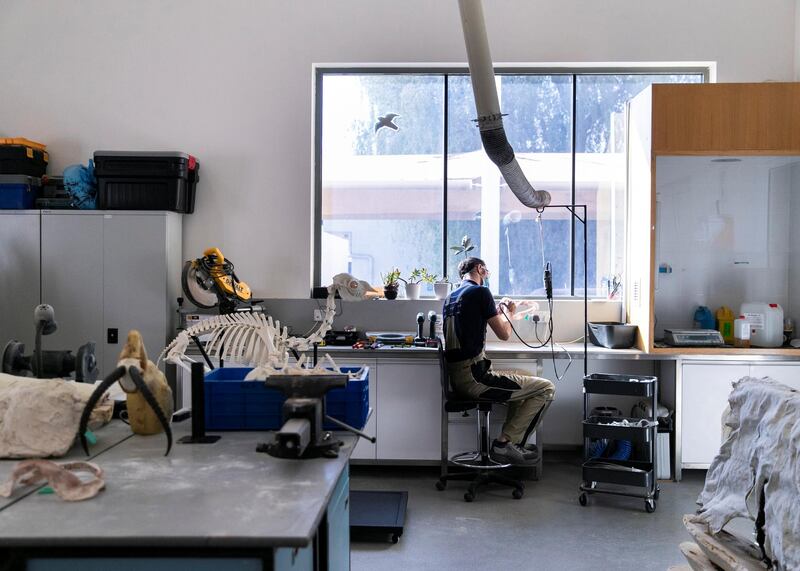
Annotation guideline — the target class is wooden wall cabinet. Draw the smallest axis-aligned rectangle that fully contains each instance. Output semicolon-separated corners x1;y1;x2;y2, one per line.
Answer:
626;83;800;355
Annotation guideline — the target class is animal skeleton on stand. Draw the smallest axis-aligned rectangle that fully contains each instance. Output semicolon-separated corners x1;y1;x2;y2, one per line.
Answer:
159;273;381;378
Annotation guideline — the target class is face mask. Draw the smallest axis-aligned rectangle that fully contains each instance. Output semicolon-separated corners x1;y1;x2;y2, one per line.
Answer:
483;277;490;289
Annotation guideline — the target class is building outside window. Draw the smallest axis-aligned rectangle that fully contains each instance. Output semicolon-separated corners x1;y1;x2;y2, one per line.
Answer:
315;67;705;298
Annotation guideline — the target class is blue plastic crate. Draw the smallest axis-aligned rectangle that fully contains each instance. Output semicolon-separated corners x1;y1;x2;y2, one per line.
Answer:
204;366;369;431
0;175;40;209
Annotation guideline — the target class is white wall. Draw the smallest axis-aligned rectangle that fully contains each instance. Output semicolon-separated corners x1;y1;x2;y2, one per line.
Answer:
0;0;797;297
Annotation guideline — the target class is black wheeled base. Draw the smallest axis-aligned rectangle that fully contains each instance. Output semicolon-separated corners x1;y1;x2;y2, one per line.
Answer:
437;469;524;502
350;490;408;544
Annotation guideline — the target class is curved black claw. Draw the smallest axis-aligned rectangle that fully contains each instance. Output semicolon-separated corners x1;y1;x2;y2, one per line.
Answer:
128;367;173;456
78;366;126;455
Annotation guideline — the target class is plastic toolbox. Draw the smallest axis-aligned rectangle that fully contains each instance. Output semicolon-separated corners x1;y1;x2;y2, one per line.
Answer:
583;372;656;397
204;366;369;431
93;151;199;213
0;175;41;209
0;141;48;177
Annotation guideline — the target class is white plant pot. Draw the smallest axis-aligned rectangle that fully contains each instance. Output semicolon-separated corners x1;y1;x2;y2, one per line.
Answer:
404;283;421;300
434;282;450;300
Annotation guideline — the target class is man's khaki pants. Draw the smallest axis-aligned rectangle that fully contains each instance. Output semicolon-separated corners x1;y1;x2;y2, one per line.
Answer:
447;353;555;444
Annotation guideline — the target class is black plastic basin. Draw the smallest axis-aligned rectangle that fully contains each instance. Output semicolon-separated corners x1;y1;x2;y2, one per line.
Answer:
587;322;638;349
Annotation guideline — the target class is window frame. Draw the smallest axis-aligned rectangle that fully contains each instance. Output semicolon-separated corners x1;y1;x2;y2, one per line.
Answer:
312;63;713;296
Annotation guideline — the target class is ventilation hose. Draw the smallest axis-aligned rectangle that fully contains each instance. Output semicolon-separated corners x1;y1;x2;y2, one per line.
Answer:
458;0;551;209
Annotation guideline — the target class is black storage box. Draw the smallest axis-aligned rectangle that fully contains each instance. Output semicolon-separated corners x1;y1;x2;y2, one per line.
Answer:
0;145;48;177
94;151;199;213
587;322;638;349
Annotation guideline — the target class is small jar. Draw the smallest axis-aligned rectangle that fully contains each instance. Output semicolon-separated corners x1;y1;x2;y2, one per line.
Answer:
734;316;751;348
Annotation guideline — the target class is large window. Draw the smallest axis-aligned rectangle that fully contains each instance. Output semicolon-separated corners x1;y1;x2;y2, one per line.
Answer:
315;67;705;297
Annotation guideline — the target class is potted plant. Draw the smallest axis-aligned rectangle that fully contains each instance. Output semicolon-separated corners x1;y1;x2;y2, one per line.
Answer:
434;275;451;300
381;268;401;300
400;268;436;300
450;235;475;260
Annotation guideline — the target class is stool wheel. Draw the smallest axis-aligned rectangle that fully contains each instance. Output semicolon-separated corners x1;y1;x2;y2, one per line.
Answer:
464;492;475;502
435;479;446;491
512;488;524;500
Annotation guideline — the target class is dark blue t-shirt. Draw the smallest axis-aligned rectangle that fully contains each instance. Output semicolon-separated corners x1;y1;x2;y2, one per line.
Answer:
442;279;497;362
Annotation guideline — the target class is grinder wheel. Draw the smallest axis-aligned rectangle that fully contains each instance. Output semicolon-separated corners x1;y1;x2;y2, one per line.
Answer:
2;340;30;376
181;260;218;309
75;342;99;383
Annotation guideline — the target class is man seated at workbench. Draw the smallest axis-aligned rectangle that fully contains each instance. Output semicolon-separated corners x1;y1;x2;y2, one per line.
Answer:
443;257;555;466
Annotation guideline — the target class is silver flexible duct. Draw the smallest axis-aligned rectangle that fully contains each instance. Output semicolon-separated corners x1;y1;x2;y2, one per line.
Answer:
458;0;551;209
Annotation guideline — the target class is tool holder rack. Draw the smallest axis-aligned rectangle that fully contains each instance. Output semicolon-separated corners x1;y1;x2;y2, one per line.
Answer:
578;373;660;512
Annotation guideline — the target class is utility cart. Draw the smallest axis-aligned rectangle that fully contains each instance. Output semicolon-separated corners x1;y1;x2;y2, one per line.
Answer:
578;373;660;513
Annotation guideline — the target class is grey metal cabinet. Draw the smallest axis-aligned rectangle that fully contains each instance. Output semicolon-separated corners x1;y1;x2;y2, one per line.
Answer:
0;211;181;376
0;211;41;351
376;358;441;461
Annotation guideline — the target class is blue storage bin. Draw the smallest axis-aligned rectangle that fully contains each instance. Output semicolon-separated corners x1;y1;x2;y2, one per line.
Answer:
0;175;40;209
204;366;369;431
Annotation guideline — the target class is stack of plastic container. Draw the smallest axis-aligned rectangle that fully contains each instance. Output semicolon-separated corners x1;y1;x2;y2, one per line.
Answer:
0;138;47;209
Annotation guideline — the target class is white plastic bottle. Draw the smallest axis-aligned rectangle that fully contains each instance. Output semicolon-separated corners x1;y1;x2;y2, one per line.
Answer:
733;316;751;348
739;303;784;348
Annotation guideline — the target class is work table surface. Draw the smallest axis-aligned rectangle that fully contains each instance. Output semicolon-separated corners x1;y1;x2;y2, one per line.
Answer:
312;342;800;361
315;342;649;360
0;422;353;548
0;420;133;511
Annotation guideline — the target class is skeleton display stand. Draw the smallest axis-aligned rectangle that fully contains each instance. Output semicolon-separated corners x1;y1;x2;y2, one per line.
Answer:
178;362;221;445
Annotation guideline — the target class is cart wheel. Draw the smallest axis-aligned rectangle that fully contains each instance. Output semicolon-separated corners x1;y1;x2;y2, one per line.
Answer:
512;488;524;500
645;499;656;513
653;488;660;500
579;493;588;506
435;480;446;491
391;534;400;544
464;492;475;502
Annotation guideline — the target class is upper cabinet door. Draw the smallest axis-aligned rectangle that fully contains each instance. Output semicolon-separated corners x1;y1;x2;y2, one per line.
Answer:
652;83;800;154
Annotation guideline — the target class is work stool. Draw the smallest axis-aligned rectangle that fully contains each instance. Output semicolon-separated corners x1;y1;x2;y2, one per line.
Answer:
435;342;524;502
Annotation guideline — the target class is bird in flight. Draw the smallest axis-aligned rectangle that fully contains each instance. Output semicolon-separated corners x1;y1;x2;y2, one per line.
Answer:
375;113;400;132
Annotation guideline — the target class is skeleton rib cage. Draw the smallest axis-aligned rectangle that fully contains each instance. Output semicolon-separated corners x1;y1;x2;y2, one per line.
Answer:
157;284;362;379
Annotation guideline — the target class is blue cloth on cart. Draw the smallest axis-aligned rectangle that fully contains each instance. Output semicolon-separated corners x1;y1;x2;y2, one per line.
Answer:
63;160;97;209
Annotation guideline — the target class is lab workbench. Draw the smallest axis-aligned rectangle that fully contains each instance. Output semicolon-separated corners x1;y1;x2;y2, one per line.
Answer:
304;342;800;481
0;421;355;570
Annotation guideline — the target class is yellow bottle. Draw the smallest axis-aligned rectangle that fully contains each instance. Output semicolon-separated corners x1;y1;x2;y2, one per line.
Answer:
716;306;734;344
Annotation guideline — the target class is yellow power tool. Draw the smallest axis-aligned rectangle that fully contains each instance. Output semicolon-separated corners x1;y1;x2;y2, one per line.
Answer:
181;247;254;313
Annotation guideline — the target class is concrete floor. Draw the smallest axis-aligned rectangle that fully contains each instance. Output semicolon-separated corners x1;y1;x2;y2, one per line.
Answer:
350;453;738;571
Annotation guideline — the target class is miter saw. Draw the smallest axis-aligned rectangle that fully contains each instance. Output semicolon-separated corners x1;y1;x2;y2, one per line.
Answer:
2;304;98;381
181;247;262;314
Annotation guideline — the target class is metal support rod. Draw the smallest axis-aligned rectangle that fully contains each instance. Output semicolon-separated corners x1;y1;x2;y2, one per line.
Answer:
323;415;376;443
190;335;214;370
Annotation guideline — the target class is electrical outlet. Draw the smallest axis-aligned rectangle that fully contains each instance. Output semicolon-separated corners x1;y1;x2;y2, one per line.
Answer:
529;310;550;324
313;309;323;322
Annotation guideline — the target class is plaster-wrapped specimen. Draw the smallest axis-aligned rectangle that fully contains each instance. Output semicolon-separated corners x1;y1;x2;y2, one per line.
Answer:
158;273;380;379
687;377;800;570
0;374;112;458
0;459;105;501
